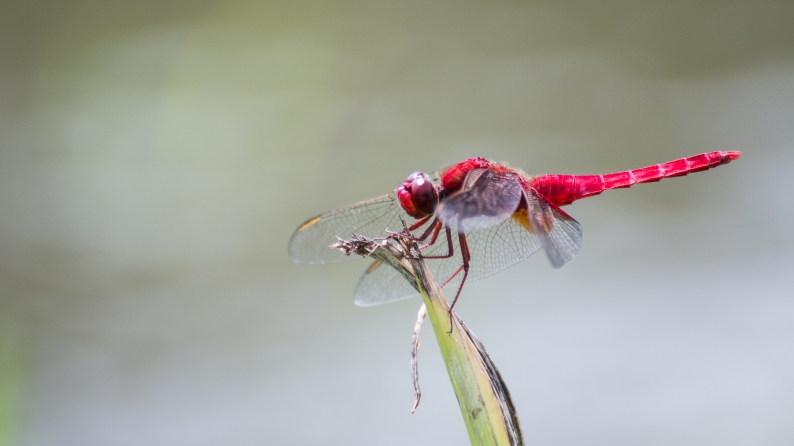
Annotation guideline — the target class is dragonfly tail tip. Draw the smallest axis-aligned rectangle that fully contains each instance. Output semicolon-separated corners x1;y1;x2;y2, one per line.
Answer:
723;151;742;162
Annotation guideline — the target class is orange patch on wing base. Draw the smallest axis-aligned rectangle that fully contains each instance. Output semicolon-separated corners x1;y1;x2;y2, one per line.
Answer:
512;208;533;233
297;216;322;232
365;260;383;274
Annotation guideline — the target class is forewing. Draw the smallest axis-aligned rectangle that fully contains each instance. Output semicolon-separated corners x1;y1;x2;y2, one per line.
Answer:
526;187;583;268
436;169;523;234
289;193;406;264
353;211;544;306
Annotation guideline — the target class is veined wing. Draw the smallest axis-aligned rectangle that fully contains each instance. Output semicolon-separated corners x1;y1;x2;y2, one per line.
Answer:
526;187;583;268
354;211;544;306
289;193;407;264
354;259;419;306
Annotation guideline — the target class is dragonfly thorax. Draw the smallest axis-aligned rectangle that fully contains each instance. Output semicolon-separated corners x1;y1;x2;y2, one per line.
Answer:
396;172;438;219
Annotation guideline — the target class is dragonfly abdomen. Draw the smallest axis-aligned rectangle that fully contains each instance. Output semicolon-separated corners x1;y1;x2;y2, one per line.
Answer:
531;151;741;207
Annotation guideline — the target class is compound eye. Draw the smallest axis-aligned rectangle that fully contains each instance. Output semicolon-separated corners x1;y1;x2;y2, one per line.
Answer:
410;173;437;216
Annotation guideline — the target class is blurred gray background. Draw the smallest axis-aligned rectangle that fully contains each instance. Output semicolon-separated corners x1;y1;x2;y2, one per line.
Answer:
1;1;792;445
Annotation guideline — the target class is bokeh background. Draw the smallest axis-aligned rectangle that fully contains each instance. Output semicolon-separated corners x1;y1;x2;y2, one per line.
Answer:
1;1;793;445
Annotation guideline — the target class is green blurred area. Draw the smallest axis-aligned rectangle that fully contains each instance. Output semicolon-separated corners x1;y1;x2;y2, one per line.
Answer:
1;1;793;444
0;330;21;446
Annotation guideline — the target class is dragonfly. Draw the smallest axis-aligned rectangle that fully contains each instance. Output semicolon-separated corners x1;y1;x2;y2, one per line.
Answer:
289;151;740;310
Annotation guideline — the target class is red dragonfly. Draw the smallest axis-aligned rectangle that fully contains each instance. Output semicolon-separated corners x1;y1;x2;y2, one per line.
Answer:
289;151;740;309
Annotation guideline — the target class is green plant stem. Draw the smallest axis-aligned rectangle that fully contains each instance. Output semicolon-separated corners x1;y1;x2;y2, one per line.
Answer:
408;243;522;446
332;236;522;446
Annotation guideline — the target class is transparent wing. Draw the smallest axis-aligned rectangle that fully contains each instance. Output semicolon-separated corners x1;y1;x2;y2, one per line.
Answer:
289;193;407;264
436;168;524;234
526;187;583;268
354;211;544;306
354;259;419;306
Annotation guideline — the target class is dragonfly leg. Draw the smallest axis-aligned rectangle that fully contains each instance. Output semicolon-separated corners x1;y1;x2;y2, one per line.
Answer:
440;264;463;289
385;215;433;238
418;221;443;251
412;217;441;242
408;215;433;232
446;231;470;334
421;225;453;259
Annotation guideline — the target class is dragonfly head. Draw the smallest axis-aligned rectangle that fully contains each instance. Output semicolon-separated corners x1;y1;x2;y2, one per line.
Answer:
397;172;438;219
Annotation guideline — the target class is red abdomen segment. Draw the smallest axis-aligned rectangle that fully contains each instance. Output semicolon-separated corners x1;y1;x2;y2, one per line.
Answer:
530;151;741;207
